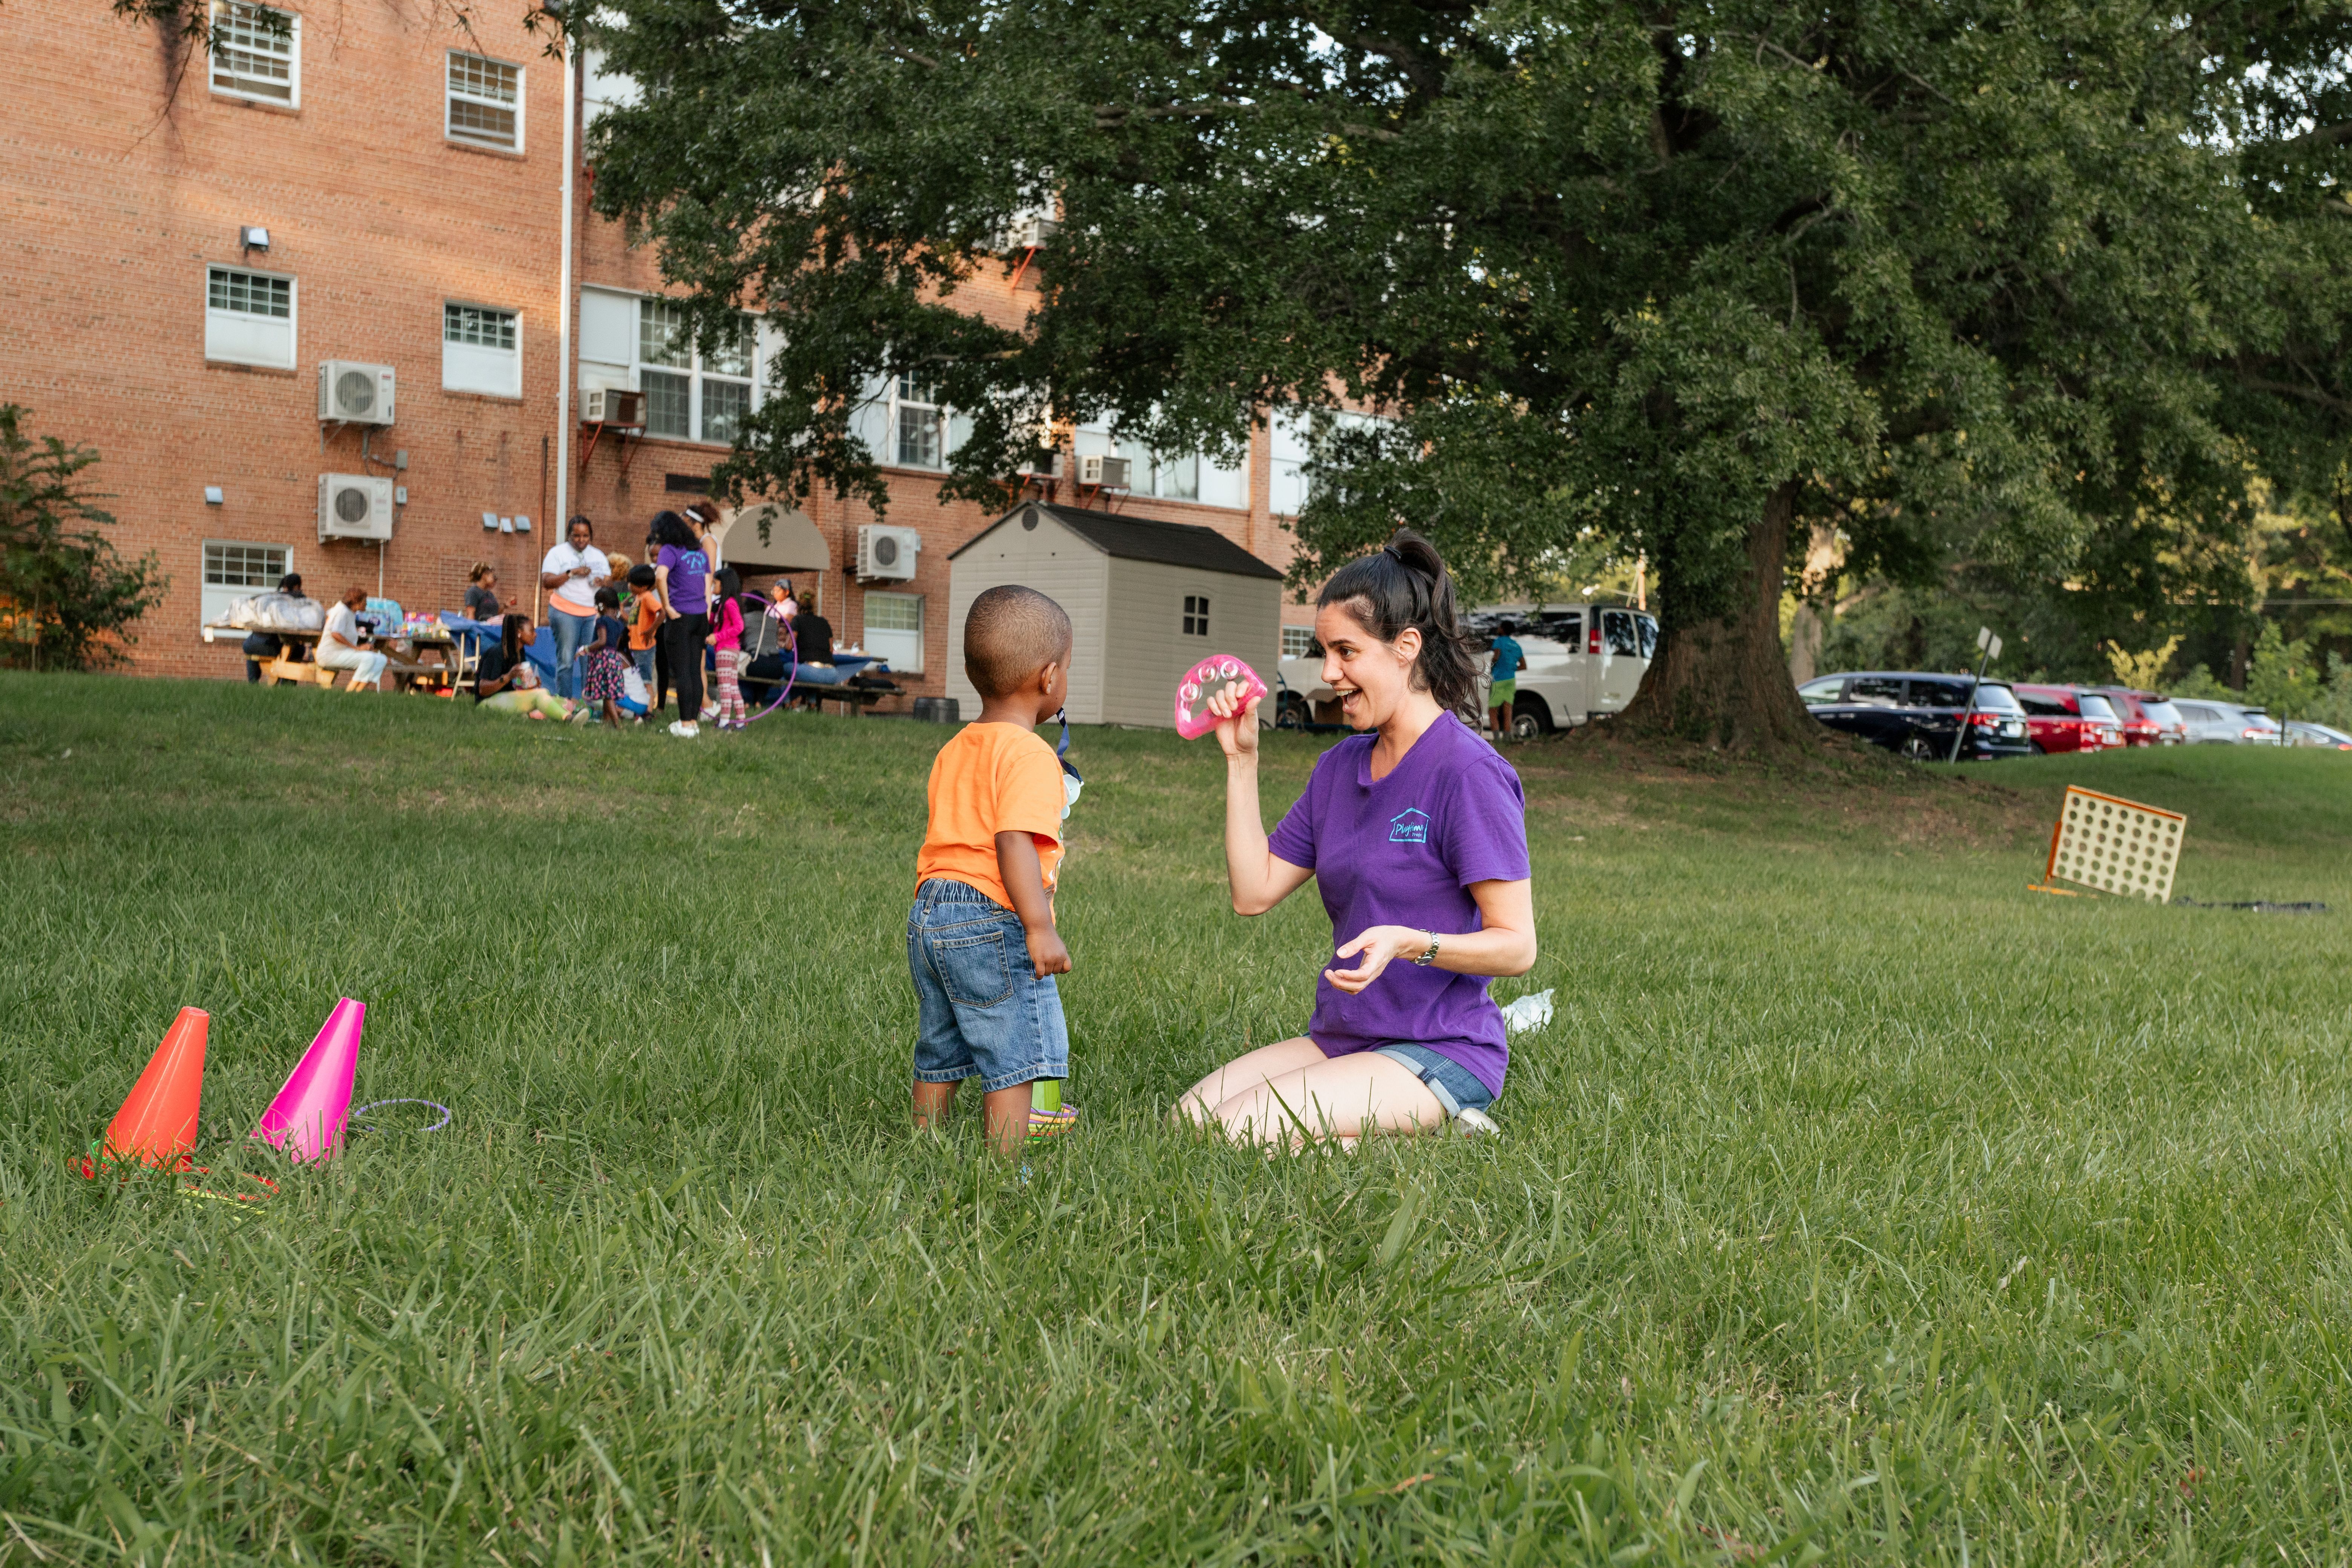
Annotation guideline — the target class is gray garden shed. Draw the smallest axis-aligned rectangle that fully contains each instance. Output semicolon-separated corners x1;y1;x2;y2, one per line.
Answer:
946;502;1284;727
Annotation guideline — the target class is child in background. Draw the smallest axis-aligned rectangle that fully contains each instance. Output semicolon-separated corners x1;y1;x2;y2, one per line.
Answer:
579;588;634;728
707;567;748;730
475;615;573;720
909;585;1079;1152
626;564;663;696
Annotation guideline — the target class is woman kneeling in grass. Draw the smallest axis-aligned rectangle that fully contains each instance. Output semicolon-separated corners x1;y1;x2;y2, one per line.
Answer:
1179;530;1537;1147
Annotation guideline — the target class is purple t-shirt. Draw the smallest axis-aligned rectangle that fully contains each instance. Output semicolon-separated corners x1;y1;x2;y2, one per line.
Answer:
658;544;710;616
1268;712;1530;1096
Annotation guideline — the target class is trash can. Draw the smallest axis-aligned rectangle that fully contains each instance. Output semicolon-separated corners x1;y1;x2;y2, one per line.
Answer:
912;696;959;724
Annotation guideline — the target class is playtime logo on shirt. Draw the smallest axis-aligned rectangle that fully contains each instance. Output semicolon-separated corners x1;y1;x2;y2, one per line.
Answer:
1389;807;1430;844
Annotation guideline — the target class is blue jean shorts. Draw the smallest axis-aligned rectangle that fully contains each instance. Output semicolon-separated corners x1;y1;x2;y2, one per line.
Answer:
1372;1044;1496;1117
908;879;1070;1092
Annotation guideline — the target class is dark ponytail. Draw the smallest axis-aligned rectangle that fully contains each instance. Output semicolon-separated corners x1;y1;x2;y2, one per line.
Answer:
1316;529;1481;721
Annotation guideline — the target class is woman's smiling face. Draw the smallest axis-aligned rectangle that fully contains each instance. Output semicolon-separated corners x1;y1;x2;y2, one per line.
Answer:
1313;600;1422;731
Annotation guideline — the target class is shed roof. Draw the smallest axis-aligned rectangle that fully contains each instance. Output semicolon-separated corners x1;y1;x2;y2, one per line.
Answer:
953;502;1284;580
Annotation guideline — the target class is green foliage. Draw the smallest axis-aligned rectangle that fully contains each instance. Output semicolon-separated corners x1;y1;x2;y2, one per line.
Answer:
586;0;2352;662
2242;620;2324;721
4;682;2352;1559
2170;663;2236;700
0;406;165;671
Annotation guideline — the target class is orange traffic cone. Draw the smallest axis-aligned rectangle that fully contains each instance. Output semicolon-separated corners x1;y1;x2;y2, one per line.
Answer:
80;1006;209;1178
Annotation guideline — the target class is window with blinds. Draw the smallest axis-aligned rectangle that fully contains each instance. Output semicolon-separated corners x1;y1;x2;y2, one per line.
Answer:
211;2;298;105
446;52;522;150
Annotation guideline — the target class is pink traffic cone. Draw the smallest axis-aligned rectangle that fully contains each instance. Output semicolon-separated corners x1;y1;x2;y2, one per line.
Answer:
254;998;363;1164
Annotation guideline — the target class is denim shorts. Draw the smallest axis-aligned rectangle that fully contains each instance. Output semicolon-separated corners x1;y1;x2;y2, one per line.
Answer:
908;879;1070;1092
1372;1044;1496;1117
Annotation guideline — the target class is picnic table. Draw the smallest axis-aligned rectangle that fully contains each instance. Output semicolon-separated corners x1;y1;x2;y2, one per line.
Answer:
757;653;906;717
202;622;468;692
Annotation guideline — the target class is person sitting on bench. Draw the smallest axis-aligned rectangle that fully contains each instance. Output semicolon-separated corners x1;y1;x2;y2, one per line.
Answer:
242;573;314;682
316;586;388;693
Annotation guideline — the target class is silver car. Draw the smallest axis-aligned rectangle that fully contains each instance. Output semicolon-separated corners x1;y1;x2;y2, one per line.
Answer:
2286;720;2352;750
2172;699;2282;744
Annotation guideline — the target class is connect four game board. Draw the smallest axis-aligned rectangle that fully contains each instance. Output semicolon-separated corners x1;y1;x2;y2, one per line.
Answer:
2044;786;2186;902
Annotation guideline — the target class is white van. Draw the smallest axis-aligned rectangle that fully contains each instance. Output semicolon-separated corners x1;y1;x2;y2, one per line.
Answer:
1276;602;1658;738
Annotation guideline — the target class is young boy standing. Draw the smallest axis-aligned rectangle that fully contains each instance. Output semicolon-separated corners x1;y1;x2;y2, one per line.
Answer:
910;585;1078;1152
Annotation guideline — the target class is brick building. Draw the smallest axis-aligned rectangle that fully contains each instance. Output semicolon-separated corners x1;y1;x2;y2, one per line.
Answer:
1;2;1325;693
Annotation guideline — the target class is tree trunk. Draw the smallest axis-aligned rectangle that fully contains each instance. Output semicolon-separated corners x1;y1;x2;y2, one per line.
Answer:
1616;482;1817;749
1784;520;1840;684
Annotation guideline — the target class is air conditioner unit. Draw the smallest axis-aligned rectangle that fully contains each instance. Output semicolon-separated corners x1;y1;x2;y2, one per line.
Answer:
1078;453;1131;488
582;387;645;426
1001;214;1060;250
857;524;922;582
1017;451;1064;479
317;473;395;542
318;361;396;426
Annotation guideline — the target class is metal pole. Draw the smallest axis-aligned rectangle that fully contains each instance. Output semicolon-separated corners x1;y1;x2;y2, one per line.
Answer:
554;24;578;537
1949;646;1992;764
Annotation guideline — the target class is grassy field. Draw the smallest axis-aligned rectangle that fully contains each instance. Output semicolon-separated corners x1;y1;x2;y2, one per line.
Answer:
3;672;2349;1566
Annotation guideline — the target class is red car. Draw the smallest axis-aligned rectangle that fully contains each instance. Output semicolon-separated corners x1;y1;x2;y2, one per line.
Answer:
2087;686;2188;746
2012;683;2126;753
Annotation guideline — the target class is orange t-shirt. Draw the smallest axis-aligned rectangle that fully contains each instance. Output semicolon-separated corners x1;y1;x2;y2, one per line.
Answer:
916;722;1065;908
628;597;662;651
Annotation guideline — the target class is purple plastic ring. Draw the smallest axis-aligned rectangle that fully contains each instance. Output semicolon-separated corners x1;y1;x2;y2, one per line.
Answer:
349;1099;453;1133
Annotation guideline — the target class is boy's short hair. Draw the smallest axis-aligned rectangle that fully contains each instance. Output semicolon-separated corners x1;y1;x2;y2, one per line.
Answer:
627;564;657;588
964;585;1073;698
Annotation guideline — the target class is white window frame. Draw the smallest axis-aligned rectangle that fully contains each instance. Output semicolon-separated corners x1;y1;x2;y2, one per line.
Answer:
201;539;291;627
1073;415;1245;508
1182;594;1211;638
442;302;522;398
445;51;525;152
204;263;297;369
891;376;949;469
580;292;761;446
846;375;972;473
862;591;926;672
1270;406;1387;516
1281;625;1317;659
210;2;300;107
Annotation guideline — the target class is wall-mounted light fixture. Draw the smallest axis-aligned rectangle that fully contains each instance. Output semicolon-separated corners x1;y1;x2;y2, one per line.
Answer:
239;226;270;256
204;485;225;505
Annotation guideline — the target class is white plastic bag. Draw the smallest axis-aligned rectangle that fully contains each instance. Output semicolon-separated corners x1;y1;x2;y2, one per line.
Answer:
1500;989;1554;1037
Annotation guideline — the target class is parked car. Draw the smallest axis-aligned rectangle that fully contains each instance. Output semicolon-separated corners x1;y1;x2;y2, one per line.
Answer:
1796;671;2036;760
1280;601;1659;738
2285;720;2352;750
2173;699;2283;744
2087;686;2188;746
2011;684;2126;753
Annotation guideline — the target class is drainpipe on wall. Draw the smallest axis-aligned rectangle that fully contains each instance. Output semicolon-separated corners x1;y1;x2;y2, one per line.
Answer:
554;20;578;544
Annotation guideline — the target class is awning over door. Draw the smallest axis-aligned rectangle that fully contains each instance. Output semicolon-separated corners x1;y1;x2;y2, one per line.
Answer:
712;504;830;573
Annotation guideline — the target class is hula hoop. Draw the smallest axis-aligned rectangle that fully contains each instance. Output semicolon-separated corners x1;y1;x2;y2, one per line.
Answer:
350;1099;453;1133
743;641;798;724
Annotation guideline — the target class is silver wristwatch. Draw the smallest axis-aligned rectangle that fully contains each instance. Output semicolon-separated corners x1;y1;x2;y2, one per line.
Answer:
1412;930;1441;966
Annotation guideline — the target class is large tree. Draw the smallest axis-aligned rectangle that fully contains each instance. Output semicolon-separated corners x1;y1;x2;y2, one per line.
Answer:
588;0;2352;747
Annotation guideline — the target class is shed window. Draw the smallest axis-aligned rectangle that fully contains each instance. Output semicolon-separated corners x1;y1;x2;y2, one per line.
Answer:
1182;595;1210;637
